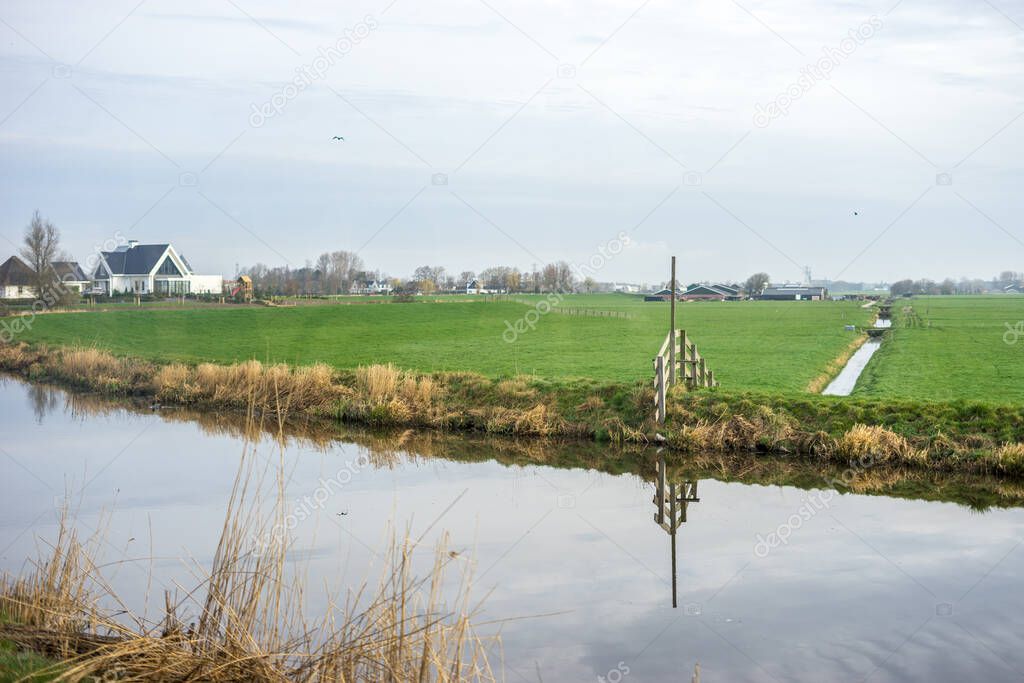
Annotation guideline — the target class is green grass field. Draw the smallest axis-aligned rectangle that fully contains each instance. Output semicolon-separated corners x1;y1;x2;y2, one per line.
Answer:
855;296;1024;403
11;294;872;393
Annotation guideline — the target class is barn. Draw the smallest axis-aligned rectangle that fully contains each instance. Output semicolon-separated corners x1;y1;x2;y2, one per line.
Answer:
758;286;829;301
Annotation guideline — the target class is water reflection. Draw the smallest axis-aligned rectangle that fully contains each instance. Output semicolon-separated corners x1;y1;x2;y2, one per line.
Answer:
652;456;700;608
12;374;1024;512
5;376;1024;681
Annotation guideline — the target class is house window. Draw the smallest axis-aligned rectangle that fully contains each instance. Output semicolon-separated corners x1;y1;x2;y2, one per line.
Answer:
156;257;182;276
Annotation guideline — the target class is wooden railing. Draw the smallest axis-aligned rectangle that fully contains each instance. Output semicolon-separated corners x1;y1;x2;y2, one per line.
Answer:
653;329;718;424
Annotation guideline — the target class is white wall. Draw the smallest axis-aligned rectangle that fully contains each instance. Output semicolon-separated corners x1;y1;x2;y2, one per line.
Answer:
188;275;223;294
1;285;36;299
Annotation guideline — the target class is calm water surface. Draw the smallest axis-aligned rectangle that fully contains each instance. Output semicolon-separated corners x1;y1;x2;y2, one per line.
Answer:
1;378;1022;682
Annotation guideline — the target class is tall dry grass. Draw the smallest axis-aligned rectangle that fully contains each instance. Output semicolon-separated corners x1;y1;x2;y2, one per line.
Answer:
833;424;927;465
0;403;496;682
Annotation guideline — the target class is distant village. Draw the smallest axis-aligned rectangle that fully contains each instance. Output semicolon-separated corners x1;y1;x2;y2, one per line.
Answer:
1;237;1021;303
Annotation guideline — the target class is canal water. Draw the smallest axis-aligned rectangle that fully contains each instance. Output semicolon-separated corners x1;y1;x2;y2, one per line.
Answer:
1;377;1023;682
823;318;892;396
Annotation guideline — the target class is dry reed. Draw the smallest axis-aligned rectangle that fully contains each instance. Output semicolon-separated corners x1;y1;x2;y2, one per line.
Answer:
0;401;496;682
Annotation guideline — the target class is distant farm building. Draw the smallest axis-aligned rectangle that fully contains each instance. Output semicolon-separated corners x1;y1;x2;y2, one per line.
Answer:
758;285;829;301
644;287;683;302
680;283;741;301
645;284;741;301
1004;284;1022;294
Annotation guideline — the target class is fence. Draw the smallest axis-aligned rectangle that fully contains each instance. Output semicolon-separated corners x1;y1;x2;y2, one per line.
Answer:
653;329;718;424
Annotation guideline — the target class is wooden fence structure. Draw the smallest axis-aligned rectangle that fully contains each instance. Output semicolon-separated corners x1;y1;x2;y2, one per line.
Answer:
653;329;718;424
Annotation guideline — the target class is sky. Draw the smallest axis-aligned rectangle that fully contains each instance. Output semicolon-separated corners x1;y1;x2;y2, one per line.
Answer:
0;0;1022;285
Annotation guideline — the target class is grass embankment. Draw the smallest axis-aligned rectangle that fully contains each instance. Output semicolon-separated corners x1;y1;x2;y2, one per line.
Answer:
856;296;1024;402
2;341;1024;479
0;639;61;682
11;295;873;391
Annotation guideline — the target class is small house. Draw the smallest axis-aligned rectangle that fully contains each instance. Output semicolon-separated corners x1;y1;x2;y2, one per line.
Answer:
0;256;36;299
0;257;91;299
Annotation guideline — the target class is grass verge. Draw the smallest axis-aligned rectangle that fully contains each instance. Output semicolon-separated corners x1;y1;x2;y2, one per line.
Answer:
2;340;1024;479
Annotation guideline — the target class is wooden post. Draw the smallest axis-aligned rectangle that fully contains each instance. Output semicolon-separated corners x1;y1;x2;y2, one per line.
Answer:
669;257;677;386
655;355;666;424
699;357;706;386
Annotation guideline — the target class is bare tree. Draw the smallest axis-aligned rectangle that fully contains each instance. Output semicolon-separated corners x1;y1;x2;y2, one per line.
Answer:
743;272;770;297
20;211;64;300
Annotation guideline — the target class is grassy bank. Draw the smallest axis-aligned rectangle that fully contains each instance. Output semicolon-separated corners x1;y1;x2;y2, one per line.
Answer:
855;296;1024;402
2;340;1024;479
0;639;61;682
9;295;873;391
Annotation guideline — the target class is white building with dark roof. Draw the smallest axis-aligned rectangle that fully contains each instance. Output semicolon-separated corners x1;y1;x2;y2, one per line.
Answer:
0;256;91;299
91;241;222;295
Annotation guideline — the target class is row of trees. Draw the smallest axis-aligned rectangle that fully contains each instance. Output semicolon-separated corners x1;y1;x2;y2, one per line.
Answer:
243;251;373;296
889;276;1020;296
242;258;584;296
409;263;577;294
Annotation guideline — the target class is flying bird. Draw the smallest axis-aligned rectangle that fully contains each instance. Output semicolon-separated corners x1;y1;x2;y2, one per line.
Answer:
852;211;859;216
332;136;345;141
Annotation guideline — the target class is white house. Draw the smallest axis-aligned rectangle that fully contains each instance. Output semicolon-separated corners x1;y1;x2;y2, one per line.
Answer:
350;279;393;295
91;241;223;295
0;256;91;299
0;256;35;299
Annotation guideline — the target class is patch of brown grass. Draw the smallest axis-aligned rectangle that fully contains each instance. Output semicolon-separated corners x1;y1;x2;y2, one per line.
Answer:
356;363;401;404
513;404;554;435
991;443;1024;477
495;378;537;403
833;424;927;465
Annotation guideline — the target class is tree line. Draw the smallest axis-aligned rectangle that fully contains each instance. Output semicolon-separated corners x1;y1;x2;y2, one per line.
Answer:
240;256;581;296
890;271;1023;296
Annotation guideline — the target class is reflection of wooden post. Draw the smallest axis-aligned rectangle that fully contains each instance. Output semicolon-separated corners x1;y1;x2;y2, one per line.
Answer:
669;257;677;386
652;464;701;609
669;482;678;608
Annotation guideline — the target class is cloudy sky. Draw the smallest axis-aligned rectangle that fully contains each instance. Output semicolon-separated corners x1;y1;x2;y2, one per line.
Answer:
1;0;1022;284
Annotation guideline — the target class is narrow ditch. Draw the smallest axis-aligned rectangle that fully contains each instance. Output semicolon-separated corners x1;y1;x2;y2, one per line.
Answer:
822;317;890;396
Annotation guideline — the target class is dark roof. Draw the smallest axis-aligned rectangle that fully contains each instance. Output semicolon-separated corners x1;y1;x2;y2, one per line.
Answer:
100;244;171;275
51;261;88;282
711;283;739;294
0;256;35;287
683;285;726;296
